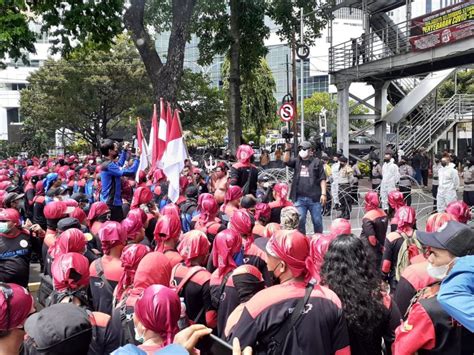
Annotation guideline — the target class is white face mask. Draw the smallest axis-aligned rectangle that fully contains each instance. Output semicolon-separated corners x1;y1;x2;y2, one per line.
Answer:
426;260;455;280
299;150;309;159
134;326;145;343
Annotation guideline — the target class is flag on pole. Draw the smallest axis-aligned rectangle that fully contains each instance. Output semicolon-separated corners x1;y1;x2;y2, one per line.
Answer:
148;104;159;170
135;118;149;181
157;98;167;164
162;109;187;203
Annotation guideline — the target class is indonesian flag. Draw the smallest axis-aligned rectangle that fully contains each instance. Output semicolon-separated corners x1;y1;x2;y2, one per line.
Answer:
147;104;159;170
162;109;187;203
135;118;149;181
157;98;167;163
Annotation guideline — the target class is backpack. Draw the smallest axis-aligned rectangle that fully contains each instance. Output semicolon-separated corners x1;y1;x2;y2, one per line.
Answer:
395;231;423;281
180;202;198;233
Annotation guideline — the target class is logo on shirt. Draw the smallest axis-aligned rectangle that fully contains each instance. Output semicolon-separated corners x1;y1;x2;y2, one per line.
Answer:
20;240;28;248
300;165;309;178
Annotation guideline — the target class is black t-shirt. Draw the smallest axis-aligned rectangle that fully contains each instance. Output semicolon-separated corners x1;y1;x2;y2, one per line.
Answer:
0;231;32;287
286;157;325;202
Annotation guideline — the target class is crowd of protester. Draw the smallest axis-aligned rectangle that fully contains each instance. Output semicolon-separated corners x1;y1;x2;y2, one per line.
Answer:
0;138;473;355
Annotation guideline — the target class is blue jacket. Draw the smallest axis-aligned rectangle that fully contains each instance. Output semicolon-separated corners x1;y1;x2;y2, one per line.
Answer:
438;255;474;332
100;150;139;207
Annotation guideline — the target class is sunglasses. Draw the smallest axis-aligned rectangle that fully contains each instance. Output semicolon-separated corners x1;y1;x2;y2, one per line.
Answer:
0;283;13;330
299;147;309;151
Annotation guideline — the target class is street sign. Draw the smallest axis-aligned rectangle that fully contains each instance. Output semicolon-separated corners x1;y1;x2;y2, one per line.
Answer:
279;103;295;122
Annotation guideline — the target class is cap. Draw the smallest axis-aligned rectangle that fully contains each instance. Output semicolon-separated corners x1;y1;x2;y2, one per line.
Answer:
298;141;312;149
4;192;24;207
417;221;474;257
24;303;92;353
71;193;89;203
57;217;82;232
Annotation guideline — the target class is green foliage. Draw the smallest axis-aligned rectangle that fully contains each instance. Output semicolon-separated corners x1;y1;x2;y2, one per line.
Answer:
0;1;36;66
0;141;22;159
438;69;474;99
357;161;370;177
267;0;334;46
222;57;277;143
20;37;153;149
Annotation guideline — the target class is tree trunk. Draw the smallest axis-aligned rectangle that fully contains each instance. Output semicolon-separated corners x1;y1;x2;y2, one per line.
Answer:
124;0;196;105
228;0;242;154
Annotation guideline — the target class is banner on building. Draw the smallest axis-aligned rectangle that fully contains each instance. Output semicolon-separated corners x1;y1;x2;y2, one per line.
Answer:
409;0;474;51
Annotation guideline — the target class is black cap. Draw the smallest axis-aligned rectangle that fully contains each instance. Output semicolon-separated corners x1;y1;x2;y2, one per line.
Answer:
24;303;92;354
185;185;199;199
71;193;88;203
339;156;348;163
298;141;312;150
57;217;81;232
5;185;20;193
46;187;64;198
417;221;474;257
4;192;24;207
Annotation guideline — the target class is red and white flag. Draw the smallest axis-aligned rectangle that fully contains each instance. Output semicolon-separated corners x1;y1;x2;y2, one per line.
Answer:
147;104;159;170
135;118;149;181
157;98;167;164
162;108;188;203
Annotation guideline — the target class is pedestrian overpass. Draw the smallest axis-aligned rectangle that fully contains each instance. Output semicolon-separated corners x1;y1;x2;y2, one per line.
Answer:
329;0;474;157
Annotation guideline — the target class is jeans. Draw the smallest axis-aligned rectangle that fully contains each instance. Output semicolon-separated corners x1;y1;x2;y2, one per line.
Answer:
295;196;323;235
414;168;422;185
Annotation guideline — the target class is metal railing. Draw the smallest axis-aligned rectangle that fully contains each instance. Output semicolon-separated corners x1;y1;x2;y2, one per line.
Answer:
329;18;412;72
399;94;474;153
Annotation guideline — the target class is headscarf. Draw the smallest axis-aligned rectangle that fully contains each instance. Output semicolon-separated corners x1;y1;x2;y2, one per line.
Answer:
49;228;87;259
44;173;59;192
310;234;336;281
134;285;180;347
364;191;380;212
224;185;243;205
280;206;300;230
255;203;271;222
425;213;456;233
177;230;210;266
70;207;87;224
231;265;265;303
446;201;471;224
43;201;68;220
35;181;44;196
127;208;148;226
131;187;153;210
121;217;144;241
197;193;218;224
87;202;110;223
154;214;182;252
230;209;254;250
51;252;90;292
266;229;313;281
212;229;242;277
161;204;181;220
0;283;34;331
0;208;21;226
116;244;151;301
263;222;281;238
0;191;6;208
329;218;351;237
388;190;405;210
396;206;416;233
236;145;254;165
273;183;289;202
153;169;165;183
98;221;127;254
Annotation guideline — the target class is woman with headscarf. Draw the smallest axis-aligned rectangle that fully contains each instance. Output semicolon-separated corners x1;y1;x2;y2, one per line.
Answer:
229;144;258;196
228;229;350;355
446;200;471;224
209;229;243;337
87;201;111;253
321;235;401;355
252;203;271;239
121;216;145;245
220;185;243;221
43;172;62;194
172;230;215;327
268;183;293;224
49;252;119;354
382;206;422;291
132;285;181;354
224;265;265;338
115;244;150;304
309;218;351;282
109;252;172;346
0;283;35;354
41;201;71;270
360;191;388;267
89;221;127;315
388;190;406;232
45;228;87;277
192;193;225;244
154;214;183;268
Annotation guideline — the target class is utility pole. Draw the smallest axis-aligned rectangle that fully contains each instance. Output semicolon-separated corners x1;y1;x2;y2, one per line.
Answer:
291;30;298;156
300;7;305;142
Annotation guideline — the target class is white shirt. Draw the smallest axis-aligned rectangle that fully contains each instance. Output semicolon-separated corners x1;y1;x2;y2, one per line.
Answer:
381;159;400;187
438;163;460;192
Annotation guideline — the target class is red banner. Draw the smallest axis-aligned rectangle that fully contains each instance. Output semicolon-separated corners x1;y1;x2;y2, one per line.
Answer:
409;0;474;51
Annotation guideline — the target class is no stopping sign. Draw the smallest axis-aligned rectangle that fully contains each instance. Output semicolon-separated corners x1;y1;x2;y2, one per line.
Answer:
279;103;295;122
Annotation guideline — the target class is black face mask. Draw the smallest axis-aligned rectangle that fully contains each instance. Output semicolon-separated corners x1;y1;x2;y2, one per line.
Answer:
384;158;390;163
441;161;448;167
340;163;346;168
270;261;282;286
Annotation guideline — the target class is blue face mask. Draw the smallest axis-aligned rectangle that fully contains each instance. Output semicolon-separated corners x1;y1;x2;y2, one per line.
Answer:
0;222;11;234
233;249;244;266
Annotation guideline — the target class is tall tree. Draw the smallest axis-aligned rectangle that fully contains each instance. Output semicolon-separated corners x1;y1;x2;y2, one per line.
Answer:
194;0;269;153
223;57;277;145
20;38;153;149
3;0;197;103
